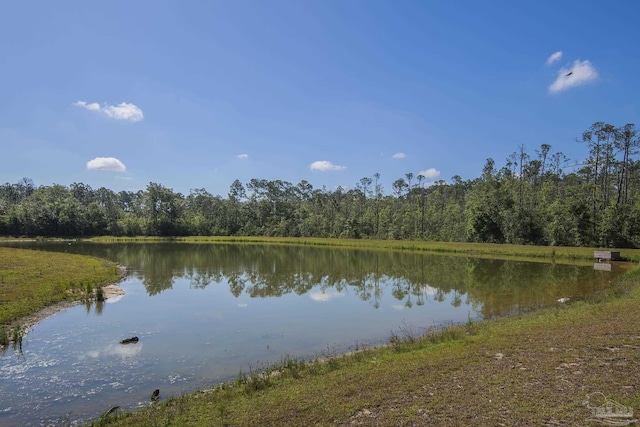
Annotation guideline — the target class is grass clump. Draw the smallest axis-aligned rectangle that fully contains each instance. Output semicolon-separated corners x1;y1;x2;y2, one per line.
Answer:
95;286;105;302
0;325;7;346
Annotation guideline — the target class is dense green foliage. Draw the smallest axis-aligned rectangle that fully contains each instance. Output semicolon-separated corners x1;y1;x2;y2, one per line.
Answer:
1;122;639;247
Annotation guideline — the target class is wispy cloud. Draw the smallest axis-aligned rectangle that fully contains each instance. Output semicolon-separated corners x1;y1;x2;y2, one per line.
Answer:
74;101;144;122
310;160;346;171
237;154;249;159
392;152;406;159
418;168;441;179
546;51;563;65
549;59;598;93
87;157;126;172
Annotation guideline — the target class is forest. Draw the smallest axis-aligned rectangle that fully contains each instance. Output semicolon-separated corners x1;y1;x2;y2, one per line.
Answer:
1;122;639;248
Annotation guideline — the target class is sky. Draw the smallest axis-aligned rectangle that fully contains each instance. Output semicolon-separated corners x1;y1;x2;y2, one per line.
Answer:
1;1;639;197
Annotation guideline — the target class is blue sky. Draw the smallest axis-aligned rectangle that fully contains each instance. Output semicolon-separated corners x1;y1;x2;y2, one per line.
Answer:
2;1;639;196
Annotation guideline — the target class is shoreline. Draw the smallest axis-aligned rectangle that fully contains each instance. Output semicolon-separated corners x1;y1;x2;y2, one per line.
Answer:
9;265;128;336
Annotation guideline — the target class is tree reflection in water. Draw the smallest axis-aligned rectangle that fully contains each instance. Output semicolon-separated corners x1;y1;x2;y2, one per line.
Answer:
10;242;623;319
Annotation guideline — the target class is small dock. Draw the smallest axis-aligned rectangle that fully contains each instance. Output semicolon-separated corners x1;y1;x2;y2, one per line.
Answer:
594;251;620;261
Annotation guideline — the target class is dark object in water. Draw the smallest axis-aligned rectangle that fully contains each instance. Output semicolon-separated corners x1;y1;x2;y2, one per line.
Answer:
151;389;160;402
103;406;120;417
120;336;139;344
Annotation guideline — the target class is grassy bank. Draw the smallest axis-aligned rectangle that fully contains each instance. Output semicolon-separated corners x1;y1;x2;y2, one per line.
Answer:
90;236;640;263
0;247;121;329
92;259;640;426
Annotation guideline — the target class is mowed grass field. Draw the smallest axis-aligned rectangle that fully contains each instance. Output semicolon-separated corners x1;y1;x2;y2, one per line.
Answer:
0;246;121;325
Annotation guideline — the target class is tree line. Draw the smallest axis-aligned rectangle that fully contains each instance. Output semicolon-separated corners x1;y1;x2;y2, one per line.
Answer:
1;122;638;247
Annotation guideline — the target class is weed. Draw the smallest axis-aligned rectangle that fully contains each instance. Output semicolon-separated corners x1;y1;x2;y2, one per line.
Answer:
235;370;246;388
281;354;304;378
466;312;477;335
398;320;420;343
11;324;22;343
327;356;340;371
389;331;403;351
0;325;7;346
11;324;23;350
319;345;342;370
239;365;273;395
96;286;105;302
390;320;422;351
306;359;321;375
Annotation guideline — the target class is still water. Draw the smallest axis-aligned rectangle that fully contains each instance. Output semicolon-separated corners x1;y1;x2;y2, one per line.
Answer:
0;242;625;426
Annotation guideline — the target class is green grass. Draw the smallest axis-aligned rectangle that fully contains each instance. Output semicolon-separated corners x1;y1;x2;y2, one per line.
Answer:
90;236;640;262
0;247;121;326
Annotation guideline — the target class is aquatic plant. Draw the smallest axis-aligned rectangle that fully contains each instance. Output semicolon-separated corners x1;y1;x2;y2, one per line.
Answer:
96;286;105;302
0;325;8;346
11;324;23;349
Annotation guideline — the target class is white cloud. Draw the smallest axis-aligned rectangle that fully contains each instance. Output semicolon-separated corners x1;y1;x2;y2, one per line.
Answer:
310;160;346;171
74;101;101;111
549;59;598;93
417;168;441;179
237;154;249;159
309;290;344;302
546;51;563;65
87;157;126;172
74;100;144;122
392;152;406;159
421;284;438;296
80;343;142;360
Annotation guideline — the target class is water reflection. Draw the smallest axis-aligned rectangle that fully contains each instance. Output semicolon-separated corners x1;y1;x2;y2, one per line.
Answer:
3;242;623;319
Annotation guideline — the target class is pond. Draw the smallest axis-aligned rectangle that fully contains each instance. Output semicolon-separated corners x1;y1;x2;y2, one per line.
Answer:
0;242;626;426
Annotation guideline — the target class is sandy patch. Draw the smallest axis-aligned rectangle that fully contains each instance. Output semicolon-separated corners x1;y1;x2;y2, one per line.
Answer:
102;284;126;299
